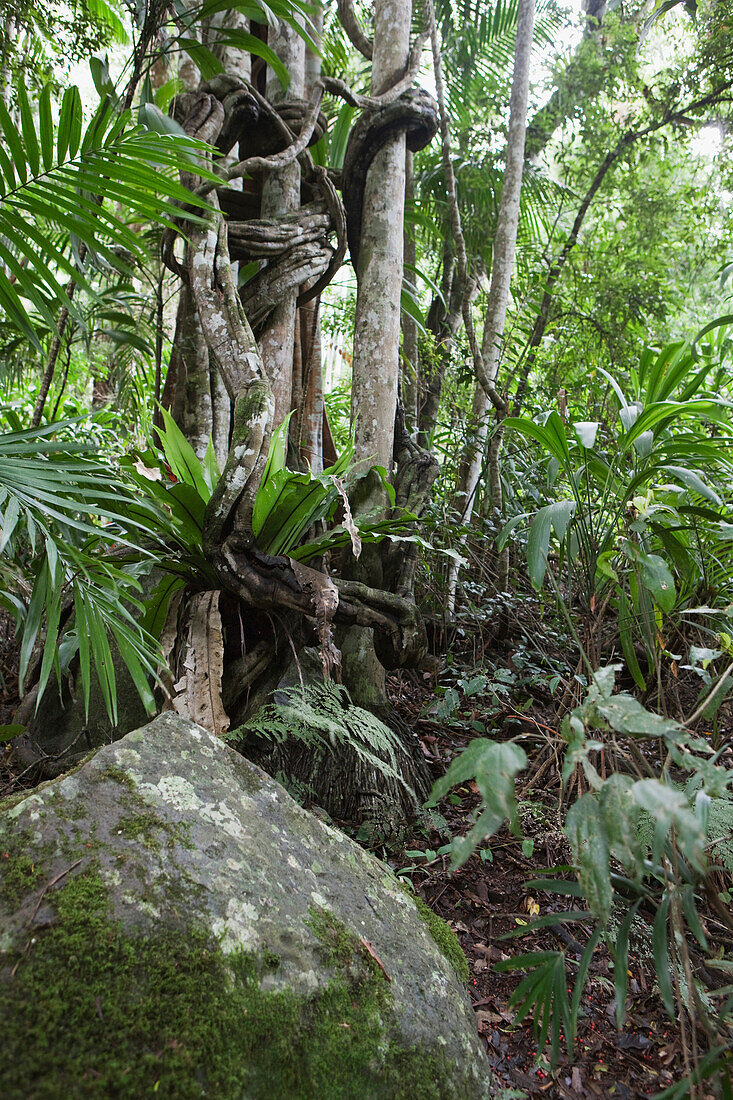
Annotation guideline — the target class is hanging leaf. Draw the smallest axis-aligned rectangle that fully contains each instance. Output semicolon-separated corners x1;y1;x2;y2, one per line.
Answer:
526;499;575;590
566;794;613;924
426;739;527;868
573;421;599;449
639;552;676;613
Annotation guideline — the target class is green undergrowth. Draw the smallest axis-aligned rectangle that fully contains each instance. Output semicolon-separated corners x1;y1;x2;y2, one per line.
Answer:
0;867;476;1099
397;880;469;983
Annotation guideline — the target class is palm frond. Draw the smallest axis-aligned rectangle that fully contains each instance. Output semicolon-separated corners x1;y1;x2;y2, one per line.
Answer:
0;78;216;348
0;417;167;716
82;0;129;44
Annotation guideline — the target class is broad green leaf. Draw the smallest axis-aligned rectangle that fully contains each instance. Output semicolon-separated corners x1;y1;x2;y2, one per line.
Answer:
58;85;83;162
0;96;27;183
527;500;575;590
74;588;91;719
618;591;647;690
598;773;644;871
504;413;571;471
680;883;708;950
0;495;21;553
36;588;61;711
177;38;225;80
426;739;527;867
496;513;528;552
202;437;221;495
111;629;157;716
252;414;292;535
593;690;683;740
19;559;48;690
17;83;40;177
212;27;290;90
565;793;613;924
595;550;619;585
633;430;654;458
142;573;186;638
660;465;722;505
156;407;212;502
0;724;25;742
640;552;676;613
632;779;706;871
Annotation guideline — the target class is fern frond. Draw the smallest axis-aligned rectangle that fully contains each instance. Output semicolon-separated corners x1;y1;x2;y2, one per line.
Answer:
233;681;415;797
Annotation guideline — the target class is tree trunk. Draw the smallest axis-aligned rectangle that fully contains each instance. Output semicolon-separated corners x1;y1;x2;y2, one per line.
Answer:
157;1;436;835
337;0;434;832
446;0;536;615
343;0;408;684
402;151;419;435
258;19;305;427
350;0;411;496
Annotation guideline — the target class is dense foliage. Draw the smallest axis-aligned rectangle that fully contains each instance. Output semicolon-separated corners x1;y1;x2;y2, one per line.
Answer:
1;0;733;1095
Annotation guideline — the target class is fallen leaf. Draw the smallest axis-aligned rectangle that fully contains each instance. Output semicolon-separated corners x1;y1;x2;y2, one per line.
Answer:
171;591;229;737
475;1010;502;1033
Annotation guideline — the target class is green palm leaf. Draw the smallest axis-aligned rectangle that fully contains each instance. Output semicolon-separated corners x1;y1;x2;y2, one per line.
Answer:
0;78;217;348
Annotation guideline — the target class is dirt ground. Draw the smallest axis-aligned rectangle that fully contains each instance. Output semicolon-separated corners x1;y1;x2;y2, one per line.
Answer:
385;651;733;1100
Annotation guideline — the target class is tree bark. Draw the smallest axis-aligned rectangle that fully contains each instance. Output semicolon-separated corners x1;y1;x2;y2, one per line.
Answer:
350;0;411;496
402;151;419;436
258;18;305;427
446;0;536;614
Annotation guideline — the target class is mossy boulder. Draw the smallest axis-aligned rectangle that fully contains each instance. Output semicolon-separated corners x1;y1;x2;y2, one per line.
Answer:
0;713;491;1099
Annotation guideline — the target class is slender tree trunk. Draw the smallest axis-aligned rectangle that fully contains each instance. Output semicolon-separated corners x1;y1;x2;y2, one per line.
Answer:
334;0;434;831
446;0;536;614
402;151;419;435
295;4;325;471
258;19;305;427
350;0;411;494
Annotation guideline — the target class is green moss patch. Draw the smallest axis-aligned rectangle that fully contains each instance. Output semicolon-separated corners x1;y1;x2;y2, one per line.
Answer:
97;764;137;791
0;848;45;909
397;880;469;983
115;811;167;848
0;870;476;1099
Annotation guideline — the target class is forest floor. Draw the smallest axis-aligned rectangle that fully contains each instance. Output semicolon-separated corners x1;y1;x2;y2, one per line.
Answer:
383;593;733;1100
1;596;731;1098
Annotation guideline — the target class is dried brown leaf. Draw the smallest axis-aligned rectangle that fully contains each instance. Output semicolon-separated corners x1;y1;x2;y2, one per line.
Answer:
170;591;229;737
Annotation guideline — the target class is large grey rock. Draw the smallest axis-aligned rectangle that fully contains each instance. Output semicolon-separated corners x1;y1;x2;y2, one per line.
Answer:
10;639;150;776
0;713;491;1099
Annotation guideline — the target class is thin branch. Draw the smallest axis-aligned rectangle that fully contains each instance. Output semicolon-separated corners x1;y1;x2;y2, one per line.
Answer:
336;0;373;59
322;10;429;110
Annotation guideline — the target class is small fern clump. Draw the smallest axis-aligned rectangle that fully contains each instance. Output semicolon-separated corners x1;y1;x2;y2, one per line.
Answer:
708;796;733;874
637;794;733;874
228;682;414;797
